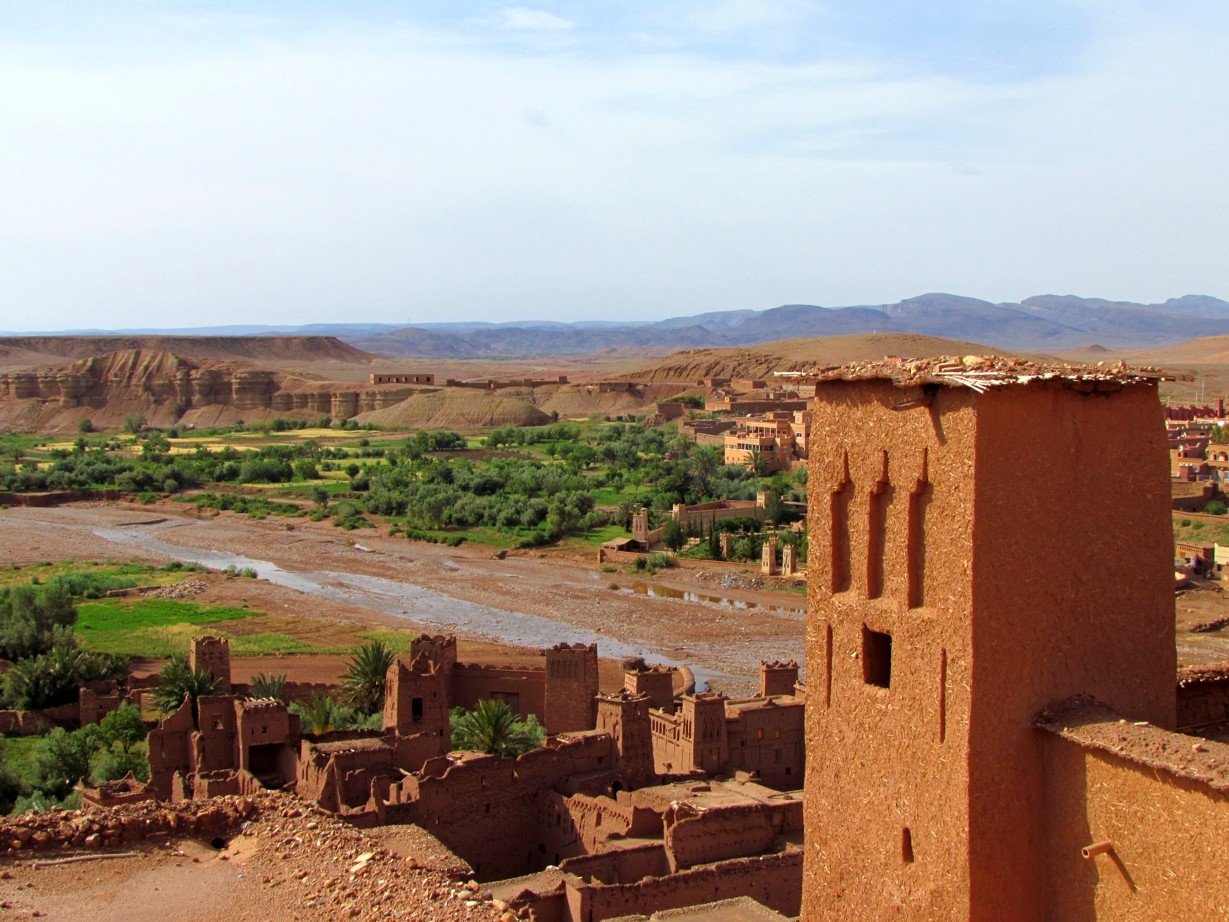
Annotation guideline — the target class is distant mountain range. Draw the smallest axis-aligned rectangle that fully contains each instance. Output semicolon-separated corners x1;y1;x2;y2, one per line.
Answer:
6;293;1229;358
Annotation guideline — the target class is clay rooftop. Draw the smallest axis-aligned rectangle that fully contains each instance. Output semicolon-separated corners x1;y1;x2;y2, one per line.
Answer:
776;354;1180;393
1036;695;1229;794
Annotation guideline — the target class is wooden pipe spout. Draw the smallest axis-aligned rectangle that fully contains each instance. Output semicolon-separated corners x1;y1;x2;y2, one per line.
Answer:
1081;840;1113;859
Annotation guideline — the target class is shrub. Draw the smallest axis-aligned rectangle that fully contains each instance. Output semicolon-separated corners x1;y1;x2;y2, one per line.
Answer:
1205;500;1227;516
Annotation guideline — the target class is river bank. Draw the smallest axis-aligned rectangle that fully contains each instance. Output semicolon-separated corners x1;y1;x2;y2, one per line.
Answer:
0;502;806;694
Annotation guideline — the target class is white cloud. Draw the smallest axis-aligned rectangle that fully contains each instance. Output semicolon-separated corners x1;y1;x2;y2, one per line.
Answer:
473;7;575;32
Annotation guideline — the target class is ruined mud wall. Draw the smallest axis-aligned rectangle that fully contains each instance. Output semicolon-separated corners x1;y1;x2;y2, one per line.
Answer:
565;850;802;922
1039;727;1229;919
0;795;259;855
386;732;615;880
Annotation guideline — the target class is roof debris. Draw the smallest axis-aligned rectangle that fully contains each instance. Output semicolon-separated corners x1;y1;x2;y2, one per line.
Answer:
774;354;1183;393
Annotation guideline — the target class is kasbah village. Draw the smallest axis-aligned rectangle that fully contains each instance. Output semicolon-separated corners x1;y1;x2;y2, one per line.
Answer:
1;350;1228;922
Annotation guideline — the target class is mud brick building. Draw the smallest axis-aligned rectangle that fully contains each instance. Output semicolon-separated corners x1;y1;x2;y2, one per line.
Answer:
638;661;805;789
802;359;1229;921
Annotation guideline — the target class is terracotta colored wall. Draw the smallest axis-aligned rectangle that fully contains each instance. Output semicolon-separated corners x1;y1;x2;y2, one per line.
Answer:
1040;734;1229;920
804;379;978;921
969;384;1174;918
724;701;805;789
664;802;776;871
803;379;1174;921
545;645;599;735
567;851;802;922
1177;673;1229;728
449;665;546;722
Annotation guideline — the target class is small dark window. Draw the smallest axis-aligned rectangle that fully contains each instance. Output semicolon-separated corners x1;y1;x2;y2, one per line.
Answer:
863;627;892;688
412;697;424;722
902;827;914;863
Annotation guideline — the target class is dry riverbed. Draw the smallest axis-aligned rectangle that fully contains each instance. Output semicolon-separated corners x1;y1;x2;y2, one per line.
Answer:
0;502;807;694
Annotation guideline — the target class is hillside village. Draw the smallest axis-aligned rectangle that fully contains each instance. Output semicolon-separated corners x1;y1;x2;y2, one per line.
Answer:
0;349;1227;920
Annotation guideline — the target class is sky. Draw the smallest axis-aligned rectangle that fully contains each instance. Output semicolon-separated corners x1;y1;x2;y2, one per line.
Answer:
1;1;1227;330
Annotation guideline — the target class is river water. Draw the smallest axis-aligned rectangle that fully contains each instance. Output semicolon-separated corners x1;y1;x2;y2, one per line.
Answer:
92;521;733;688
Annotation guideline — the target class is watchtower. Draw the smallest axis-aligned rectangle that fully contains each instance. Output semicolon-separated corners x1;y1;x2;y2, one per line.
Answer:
802;365;1174;920
679;693;728;774
596;690;655;789
383;653;450;747
759;660;800;698
544;643;599;734
410;634;458;676
624;662;677;714
190;636;231;694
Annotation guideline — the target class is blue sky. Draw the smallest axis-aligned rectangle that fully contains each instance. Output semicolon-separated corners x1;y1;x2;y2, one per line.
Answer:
1;1;1226;329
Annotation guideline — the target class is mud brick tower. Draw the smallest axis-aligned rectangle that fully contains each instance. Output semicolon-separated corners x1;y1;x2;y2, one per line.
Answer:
596;690;655;789
802;368;1173;920
679;692;729;774
190;636;232;693
544;643;599;734
383;653;451;763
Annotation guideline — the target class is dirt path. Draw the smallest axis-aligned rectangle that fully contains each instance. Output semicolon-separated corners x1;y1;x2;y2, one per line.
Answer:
0;503;806;693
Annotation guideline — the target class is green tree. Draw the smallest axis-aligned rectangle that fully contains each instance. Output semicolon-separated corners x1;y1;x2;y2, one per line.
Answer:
1206;500;1227;515
98;702;145;752
450;700;546;757
151;654;219;714
248;672;287;701
122;413;146;434
77;418;94;434
339;640;396;715
661;518;685;553
32;726;99;798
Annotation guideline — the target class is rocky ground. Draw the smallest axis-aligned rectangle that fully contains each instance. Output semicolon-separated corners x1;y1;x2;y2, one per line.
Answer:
0;792;510;921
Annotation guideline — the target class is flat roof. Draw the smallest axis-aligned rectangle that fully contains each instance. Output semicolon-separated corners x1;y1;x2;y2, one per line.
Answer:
775;355;1178;393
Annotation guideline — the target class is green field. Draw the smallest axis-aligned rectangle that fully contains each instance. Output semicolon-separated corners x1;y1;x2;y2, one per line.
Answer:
75;598;257;657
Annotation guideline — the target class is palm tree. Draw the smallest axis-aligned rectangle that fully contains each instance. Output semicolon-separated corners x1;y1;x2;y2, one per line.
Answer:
248;672;287;701
450;700;546;757
339;640;396;715
290;693;349;734
151;654;219;715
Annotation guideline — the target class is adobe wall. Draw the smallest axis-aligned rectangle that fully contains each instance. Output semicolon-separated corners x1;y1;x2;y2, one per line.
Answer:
566;850;802;922
545;644;599;735
804;378;1175;922
802;380;985;921
663;801;776;871
1039;719;1229;919
970;383;1174;917
558;842;671;885
724;699;805;789
1177;668;1229;728
450;663;546;722
388;732;617;880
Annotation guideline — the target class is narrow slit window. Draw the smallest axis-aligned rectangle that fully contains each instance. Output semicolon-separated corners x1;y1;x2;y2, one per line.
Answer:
862;627;892;688
902;827;914;863
411;697;424;722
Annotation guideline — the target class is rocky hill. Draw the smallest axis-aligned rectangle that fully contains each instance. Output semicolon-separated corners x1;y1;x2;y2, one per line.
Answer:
626;332;1010;383
0;348;400;432
0;335;372;370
